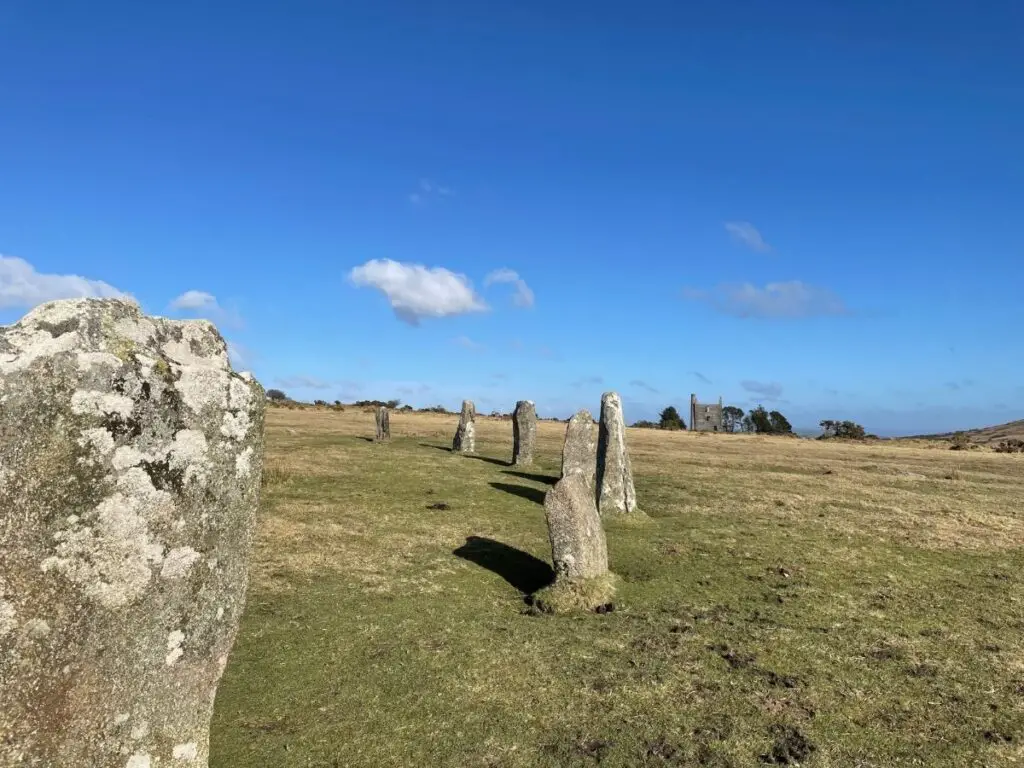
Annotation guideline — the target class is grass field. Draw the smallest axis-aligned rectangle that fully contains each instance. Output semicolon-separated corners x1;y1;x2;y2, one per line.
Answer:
209;407;1024;767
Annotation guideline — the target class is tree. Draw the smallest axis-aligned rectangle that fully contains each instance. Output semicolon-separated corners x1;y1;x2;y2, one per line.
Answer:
768;410;793;434
266;389;287;402
747;405;773;434
741;414;755;433
722;405;745;433
386;399;401;409
658;405;686;430
746;405;793;434
819;419;866;440
632;420;659;429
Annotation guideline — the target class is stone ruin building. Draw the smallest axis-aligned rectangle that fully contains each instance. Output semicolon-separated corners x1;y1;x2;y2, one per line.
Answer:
689;393;724;432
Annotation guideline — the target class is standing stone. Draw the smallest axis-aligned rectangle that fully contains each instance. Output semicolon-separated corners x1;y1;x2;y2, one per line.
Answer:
596;391;638;516
543;473;609;581
512;400;537;466
561;409;597;486
375;406;390;442
452;399;476;453
0;299;265;767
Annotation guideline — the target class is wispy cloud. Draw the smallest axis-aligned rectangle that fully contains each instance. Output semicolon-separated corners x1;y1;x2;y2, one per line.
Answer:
484;268;535;308
683;281;849;319
0;254;126;308
741;379;784;402
453;335;486;352
409;178;454;205
349;259;487;325
170;290;242;329
275;376;363;400
276;375;335;390
724;221;772;253
572;375;604;388
396;383;433;397
691;371;712;384
629;379;659;394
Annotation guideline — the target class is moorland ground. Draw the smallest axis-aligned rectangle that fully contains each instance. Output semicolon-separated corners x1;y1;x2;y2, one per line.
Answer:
210;407;1024;767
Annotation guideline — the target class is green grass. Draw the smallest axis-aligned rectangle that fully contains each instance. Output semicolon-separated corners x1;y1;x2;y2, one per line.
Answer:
209;410;1024;766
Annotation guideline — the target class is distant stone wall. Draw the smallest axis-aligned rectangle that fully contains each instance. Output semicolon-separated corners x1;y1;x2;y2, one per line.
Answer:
690;394;723;432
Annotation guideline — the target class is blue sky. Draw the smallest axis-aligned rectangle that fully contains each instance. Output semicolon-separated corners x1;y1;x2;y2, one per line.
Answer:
1;1;1021;435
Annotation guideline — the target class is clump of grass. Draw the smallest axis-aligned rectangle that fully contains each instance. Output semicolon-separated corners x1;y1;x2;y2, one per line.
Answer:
531;573;619;614
944;466;963;481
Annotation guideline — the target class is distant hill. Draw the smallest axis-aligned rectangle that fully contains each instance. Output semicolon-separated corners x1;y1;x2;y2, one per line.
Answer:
904;418;1024;446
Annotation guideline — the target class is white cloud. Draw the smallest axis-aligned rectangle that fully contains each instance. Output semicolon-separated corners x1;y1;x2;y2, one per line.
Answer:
0;255;126;308
683;281;848;318
484;268;534;308
725;221;772;253
169;290;242;329
170;290;216;311
453;335;486;352
409;179;453;204
349;259;487;325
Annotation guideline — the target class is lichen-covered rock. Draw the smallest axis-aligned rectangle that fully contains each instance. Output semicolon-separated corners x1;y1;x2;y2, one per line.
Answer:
375;406;390;442
596;392;637;516
512;400;536;466
452;400;476;453
561;409;597;487
543;473;608;582
0;298;265;767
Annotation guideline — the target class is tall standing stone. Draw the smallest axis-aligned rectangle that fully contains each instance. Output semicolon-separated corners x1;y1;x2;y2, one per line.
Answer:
375;405;390;442
543;473;609;582
0;299;265;767
596;391;638;516
512;400;536;466
561;409;597;487
452;399;476;453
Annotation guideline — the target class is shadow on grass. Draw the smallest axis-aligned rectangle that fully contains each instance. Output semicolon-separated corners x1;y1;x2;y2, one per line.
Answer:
419;442;452;453
502;469;558;485
489;482;547;505
453;535;554;594
465;454;511;467
355;436;375;443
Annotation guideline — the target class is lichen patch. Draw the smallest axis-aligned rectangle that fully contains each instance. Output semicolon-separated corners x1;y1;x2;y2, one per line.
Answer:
165;630;185;666
220;410;251;441
71;390;134;419
172;742;199;761
161;547;201;580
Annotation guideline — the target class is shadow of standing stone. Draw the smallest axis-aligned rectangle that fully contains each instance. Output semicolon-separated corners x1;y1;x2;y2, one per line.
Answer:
0;298;265;766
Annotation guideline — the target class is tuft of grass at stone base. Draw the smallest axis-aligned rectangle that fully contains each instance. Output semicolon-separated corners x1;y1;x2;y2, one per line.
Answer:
531;573;619;614
210;407;1024;767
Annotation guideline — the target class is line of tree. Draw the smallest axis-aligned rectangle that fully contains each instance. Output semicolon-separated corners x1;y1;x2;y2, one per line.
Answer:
818;420;866;440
